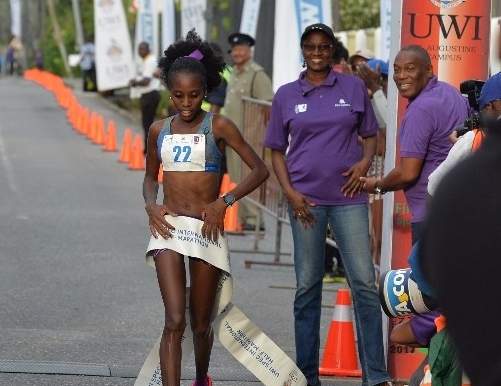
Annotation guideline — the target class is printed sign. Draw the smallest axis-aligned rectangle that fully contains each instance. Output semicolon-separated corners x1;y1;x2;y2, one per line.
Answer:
94;0;134;91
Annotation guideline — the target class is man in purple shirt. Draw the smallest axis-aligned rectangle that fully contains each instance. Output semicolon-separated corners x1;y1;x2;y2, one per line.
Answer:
265;23;390;386
362;45;469;243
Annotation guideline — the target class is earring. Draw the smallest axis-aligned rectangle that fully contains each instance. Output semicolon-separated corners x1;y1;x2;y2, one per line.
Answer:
302;60;306;68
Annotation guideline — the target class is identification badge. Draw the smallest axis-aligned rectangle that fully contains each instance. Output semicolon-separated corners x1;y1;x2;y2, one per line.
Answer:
161;134;206;172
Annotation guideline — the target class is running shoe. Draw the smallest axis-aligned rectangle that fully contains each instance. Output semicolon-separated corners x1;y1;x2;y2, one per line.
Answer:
191;375;213;386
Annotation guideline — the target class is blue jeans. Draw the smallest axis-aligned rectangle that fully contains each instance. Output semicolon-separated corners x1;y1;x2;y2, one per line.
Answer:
290;204;390;386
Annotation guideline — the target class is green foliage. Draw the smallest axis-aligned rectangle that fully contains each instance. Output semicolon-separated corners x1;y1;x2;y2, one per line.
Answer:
339;0;380;31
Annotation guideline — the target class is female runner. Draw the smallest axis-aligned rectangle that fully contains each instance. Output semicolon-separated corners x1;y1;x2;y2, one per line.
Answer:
142;31;269;386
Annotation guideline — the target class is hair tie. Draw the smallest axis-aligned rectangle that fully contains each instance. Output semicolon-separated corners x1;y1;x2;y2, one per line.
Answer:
184;49;204;61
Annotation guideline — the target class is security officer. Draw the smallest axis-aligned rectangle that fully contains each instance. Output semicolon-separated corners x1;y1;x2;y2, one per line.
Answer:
224;32;273;228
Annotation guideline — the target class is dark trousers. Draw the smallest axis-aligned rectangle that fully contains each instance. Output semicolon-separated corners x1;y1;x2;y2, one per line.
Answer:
82;68;96;91
140;90;160;154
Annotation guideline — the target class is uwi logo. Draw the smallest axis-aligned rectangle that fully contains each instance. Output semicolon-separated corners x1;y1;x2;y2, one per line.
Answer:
429;0;465;8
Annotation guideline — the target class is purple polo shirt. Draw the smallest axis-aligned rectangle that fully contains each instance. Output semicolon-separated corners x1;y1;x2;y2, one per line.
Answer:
399;76;469;223
264;70;378;205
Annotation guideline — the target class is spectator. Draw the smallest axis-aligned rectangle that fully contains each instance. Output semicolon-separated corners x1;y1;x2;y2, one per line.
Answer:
361;45;469;244
6;43;15;75
349;49;374;73
332;42;351;74
265;23;390;386
35;49;44;70
224;32;273;229
130;41;161;154
203;43;231;114
356;59;389;264
80;38;96;91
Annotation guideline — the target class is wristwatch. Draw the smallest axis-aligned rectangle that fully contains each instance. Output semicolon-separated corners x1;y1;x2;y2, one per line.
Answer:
222;193;236;207
374;184;386;195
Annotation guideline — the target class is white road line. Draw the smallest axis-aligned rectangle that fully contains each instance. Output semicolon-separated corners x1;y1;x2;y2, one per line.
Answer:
0;124;18;193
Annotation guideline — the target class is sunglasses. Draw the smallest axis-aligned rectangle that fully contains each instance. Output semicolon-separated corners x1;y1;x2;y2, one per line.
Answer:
302;43;333;53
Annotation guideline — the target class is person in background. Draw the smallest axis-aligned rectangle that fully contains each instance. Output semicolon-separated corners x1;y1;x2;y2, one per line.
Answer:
361;45;469;244
80;38;96;91
223;32;273;229
357;59;389;263
349;49;374;73
130;41;161;154
6;37;16;76
332;42;351;74
35;49;44;70
203;43;231;114
265;23;390;386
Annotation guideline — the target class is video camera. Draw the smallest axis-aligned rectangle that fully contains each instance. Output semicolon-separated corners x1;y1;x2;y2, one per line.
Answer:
456;79;485;137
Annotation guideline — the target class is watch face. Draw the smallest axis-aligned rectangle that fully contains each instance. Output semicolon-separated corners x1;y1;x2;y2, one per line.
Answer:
224;193;235;205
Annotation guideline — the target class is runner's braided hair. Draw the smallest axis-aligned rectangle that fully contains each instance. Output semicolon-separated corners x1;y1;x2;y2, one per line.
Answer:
159;29;225;93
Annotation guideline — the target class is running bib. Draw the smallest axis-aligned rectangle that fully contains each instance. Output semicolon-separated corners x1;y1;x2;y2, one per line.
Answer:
161;134;206;172
136;216;307;386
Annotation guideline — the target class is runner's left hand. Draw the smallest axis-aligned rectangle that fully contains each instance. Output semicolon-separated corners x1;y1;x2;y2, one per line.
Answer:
341;158;372;198
201;198;227;243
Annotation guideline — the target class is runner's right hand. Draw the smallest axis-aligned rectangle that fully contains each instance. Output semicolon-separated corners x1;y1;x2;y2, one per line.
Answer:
286;189;316;228
145;203;177;239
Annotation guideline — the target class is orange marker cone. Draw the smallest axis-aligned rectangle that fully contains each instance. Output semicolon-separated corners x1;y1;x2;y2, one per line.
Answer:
219;173;231;195
319;288;362;377
128;134;145;170
103;120;118;152
93;115;105;145
85;111;95;139
158;166;164;183
119;128;133;163
224;182;242;234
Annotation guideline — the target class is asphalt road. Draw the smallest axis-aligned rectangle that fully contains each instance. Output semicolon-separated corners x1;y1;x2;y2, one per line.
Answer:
0;75;360;386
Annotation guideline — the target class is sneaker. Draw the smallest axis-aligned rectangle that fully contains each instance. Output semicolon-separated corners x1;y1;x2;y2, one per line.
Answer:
191;375;213;386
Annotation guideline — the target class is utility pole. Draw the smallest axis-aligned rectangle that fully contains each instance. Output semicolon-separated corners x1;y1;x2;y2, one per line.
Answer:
71;0;84;51
47;0;72;76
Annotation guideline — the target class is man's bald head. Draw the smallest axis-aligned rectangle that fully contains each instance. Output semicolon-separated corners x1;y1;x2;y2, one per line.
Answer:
393;45;433;100
399;45;432;67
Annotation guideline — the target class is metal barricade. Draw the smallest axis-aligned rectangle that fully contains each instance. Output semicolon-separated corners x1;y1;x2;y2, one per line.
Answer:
233;97;293;268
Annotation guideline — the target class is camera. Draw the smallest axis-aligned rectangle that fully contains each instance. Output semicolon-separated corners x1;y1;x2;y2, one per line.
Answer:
456;79;485;137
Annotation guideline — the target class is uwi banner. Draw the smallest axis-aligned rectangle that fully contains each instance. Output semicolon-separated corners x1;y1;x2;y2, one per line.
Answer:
94;0;134;92
381;0;491;381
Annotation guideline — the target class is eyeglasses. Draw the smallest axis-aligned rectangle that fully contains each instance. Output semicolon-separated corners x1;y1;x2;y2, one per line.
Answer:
302;43;333;53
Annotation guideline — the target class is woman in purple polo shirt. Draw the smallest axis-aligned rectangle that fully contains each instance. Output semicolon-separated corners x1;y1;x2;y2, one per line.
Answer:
264;23;390;386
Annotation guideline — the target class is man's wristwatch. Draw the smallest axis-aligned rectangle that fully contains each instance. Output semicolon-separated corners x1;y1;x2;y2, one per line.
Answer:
222;193;236;207
374;183;386;195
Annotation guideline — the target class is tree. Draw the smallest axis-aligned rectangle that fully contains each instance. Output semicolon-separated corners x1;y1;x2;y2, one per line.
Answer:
338;0;380;31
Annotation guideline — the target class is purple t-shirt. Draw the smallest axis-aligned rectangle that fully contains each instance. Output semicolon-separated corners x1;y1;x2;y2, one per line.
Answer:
264;70;378;205
399;76;469;223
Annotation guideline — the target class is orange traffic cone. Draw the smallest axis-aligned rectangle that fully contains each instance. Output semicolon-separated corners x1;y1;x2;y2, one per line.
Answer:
93;115;105;145
103;120;118;152
85;111;95;138
119;128;133;163
319;288;362;377
219;173;231;195
81;109;91;136
224;182;242;234
158;166;164;183
128;134;145;170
